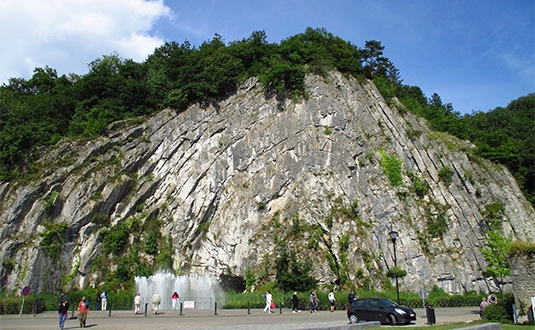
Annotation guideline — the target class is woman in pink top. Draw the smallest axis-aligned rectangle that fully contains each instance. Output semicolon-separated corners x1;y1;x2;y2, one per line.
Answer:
172;292;180;310
77;296;89;328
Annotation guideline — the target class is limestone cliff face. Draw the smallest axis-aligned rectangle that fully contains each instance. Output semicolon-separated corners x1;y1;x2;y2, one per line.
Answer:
1;71;534;294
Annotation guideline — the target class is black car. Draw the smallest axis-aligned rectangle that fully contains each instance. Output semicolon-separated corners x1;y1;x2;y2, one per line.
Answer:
347;298;416;325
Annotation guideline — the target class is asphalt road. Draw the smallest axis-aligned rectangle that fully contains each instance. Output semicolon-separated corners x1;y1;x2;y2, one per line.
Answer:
0;307;482;330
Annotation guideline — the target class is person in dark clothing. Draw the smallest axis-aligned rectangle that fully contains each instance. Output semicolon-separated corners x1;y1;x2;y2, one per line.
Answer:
291;292;300;313
58;292;68;305
348;291;356;304
96;292;101;311
58;299;69;330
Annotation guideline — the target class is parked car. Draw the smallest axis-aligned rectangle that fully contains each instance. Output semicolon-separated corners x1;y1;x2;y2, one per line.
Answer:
347;298;416;325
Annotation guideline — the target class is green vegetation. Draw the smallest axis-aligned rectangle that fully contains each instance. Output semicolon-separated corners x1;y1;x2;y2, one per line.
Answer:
39;222;68;262
406;128;423;140
482;293;516;323
378;149;403;187
386;265;407;280
257;201;267;211
43;189;59;218
274;249;317;292
101;222;130;255
427;209;449;239
408;171;429;198
90;213;110;226
391;325;528;330
155;236;174;270
1;258;15;274
244;268;255;292
438;166;454;186
509;240;535;257
479;202;512;293
89;216;173;292
144;230;161;255
197;220;211;237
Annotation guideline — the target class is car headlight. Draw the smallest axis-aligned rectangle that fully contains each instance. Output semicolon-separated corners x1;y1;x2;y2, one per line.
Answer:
395;308;407;315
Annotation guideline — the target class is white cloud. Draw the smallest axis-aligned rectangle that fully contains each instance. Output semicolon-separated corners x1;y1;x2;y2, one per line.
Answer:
0;0;171;83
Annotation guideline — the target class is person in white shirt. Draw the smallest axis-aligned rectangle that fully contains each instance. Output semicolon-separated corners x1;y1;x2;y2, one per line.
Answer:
151;291;161;315
134;293;142;315
328;289;336;312
263;291;274;313
100;291;108;311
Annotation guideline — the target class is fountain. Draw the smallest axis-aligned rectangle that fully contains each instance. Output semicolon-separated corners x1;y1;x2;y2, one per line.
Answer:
135;271;225;310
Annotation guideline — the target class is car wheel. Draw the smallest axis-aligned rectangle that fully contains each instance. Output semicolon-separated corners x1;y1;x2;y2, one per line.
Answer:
388;314;397;325
349;314;358;324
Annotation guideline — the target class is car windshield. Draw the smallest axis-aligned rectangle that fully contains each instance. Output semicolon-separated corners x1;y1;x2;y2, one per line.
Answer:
379;298;397;307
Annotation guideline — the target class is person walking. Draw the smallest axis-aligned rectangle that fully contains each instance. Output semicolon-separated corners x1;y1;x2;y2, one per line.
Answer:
58;292;68;306
95;292;101;311
263;291;274;313
58;298;69;330
152;291;161;315
291;292;300;313
134;293;142;315
328;289;336;312
100;291;108;311
77;296;89;328
310;289;318;313
172;292;180;310
313;290;319;312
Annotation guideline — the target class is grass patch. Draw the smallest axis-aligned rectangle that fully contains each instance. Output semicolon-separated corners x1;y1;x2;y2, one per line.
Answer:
391;324;528;330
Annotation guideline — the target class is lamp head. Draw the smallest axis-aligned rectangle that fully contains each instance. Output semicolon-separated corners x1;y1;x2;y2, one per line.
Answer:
389;230;398;242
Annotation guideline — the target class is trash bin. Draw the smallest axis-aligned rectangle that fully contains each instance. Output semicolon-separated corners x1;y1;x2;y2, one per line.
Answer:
426;304;436;324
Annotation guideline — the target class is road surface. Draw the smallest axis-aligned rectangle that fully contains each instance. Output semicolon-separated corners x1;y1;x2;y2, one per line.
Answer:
0;306;482;330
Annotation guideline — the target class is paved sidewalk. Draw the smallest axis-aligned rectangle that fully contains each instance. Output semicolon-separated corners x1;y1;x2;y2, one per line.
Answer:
0;307;481;330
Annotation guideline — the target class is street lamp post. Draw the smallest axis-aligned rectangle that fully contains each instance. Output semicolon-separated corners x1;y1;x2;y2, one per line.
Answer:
389;230;400;304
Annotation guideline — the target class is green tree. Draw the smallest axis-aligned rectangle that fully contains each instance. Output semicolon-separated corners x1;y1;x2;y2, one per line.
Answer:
361;40;399;83
385;265;407;280
102;223;130;255
481;231;512;293
480;202;511;293
144;230;161;255
275;250;317;292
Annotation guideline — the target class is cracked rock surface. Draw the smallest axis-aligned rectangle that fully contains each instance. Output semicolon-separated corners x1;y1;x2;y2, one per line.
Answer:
1;72;533;294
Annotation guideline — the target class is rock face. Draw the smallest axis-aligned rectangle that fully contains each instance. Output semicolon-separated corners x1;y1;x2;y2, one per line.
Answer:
1;71;534;294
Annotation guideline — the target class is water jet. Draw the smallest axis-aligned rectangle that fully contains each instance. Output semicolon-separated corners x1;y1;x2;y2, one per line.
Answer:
135;271;225;310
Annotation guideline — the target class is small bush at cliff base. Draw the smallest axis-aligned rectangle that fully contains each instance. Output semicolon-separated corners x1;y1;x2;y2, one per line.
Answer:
482;294;515;323
483;304;511;323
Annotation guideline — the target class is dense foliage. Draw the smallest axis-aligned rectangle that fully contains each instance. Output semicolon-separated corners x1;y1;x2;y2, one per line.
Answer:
274;250;317;292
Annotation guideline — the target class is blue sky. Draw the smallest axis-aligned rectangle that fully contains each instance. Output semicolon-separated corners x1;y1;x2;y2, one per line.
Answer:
1;0;533;114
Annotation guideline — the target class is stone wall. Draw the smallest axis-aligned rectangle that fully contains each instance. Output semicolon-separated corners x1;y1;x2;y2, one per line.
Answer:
509;252;535;319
